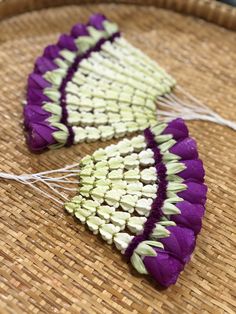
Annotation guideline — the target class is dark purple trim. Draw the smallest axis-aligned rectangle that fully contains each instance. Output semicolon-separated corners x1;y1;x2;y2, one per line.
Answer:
66;126;75;147
58;32;120;146
124;128;168;260
60;99;68;125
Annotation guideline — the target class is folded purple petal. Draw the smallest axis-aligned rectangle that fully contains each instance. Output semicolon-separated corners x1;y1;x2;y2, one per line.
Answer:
179;159;205;182
43;44;61;59
143;250;184;287
27;122;58;151
178;181;207;205
28;73;51;90
170;138;198;160
24;106;51;129
34;57;58;74
71;23;89;38
163;118;189;140
159;226;196;263
58;34;77;51
88;13;107;30
27;88;50;105
172;201;205;235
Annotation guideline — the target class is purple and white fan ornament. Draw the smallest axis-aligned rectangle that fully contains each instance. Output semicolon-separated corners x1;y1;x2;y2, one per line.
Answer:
23;13;236;152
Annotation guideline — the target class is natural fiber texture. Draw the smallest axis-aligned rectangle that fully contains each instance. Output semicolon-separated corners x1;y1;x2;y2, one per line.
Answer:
1;0;236;30
0;2;235;314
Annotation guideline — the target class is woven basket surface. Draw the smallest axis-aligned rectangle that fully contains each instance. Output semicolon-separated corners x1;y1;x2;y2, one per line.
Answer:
0;2;236;314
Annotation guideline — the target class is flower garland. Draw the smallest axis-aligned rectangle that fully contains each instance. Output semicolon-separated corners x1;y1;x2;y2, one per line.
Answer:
65;118;207;287
24;13;175;151
24;13;236;152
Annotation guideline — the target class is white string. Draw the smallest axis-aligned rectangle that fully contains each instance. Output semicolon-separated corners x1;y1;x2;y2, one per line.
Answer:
33;175;69;201
157;87;236;131
0;164;80;205
22;180;65;205
34;163;80;175
51;184;78;191
11;175;64;205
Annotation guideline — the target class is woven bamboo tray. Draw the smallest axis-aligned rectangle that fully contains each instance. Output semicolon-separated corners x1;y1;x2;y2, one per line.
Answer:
0;1;236;313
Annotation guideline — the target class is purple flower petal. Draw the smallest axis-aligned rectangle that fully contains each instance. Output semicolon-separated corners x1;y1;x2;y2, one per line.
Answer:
160;226;196;264
27;89;50;104
28;73;51;90
179;159;205;182
170;138;198;160
34;57;57;74
163;118;189;140
26;99;42;107
172;201;205;235
27;122;58;152
24;106;51;129
178;181;207;205
143;250;184;287
43;45;61;59
26;74;51;105
58;34;77;51
71;23;89;38
88;13;106;30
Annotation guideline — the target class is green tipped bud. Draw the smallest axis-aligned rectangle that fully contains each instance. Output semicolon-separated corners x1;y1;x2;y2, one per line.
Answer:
135;243;157;257
75;36;96;53
43;103;62;115
167;182;187;193
53;131;67;144
166;196;183;203
159;139;176;153
167;191;183;199
44;69;65;86
60;50;76;63
103;21;119;36
155;134;173;144
167;175;184;182
166;162;186;175
52;123;68;144
44;88;61;102
151;224;170;238
143;241;164;249
159;221;176;227
163;152;180;161
131;252;148;275
162;201;181;215
54;58;69;69
47;115;60;124
87;26;106;41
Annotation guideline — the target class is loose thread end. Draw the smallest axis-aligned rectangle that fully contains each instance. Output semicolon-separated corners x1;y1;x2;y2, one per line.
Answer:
156;87;236;131
0;165;80;205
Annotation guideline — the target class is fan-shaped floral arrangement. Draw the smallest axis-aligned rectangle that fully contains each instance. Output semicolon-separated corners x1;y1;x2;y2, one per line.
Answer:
0;12;214;288
24;13;177;151
65;118;207;287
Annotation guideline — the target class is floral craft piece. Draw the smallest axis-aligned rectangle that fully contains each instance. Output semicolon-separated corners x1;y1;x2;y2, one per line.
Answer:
23;13;176;151
64;118;207;287
24;13;236;152
0;118;206;287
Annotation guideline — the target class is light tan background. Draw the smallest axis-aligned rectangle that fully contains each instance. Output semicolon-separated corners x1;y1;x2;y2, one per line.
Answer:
0;1;235;313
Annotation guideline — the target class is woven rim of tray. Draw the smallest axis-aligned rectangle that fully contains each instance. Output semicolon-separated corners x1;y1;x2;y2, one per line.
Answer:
0;2;235;314
1;0;236;30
